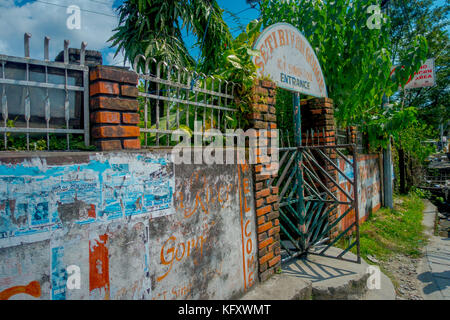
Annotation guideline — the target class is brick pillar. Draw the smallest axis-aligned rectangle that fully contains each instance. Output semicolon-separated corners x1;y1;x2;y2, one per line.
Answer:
348;126;357;145
89;66;141;151
248;80;281;282
301;98;340;239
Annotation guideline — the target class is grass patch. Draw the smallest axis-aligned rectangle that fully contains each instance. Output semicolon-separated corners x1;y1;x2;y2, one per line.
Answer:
338;193;427;262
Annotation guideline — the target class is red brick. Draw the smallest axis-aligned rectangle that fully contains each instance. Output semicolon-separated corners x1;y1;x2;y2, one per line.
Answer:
258;221;273;234
256;205;271;217
253;104;268;113
261;80;276;89
255;198;265;208
253;121;268;129
255;182;263;191
120;84;139;97
92;126;139;139
247;112;262;120
264;114;277;122
255;164;263;173
259;251;274;265
256;188;270;199
258;237;273;250
90;65;138;85
122;113;140;124
91;111;120;124
91;96;138;112
94;140;122;151
90;81;119;96
259;262;268;273
268;255;281;267
258;232;268;242
268;211;279;221
256;156;270;164
268;241;280;253
123;138;141;149
257;216;266;225
268;226;280;236
253;86;268;96
259;247;267;257
256;174;271;182
260;268;274;282
266;195;278;204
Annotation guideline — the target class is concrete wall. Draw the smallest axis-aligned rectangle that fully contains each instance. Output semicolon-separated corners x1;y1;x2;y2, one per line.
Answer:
337;154;382;230
0;151;257;300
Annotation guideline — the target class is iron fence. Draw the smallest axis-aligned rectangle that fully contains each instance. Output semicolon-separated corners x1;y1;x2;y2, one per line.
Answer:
133;55;239;147
0;33;90;151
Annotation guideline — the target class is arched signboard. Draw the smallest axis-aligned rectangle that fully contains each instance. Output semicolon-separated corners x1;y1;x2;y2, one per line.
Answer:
253;23;328;98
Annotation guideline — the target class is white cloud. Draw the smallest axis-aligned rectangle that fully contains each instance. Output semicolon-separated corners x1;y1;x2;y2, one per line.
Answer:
105;48;130;68
0;0;121;64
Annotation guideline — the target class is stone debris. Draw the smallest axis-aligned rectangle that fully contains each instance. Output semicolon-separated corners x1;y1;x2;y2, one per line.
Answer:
382;254;424;300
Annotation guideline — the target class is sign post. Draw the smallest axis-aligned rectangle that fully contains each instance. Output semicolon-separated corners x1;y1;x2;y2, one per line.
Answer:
252;23;328;98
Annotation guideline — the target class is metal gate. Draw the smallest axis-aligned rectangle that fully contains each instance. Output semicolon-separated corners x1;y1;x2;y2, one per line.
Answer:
273;96;361;264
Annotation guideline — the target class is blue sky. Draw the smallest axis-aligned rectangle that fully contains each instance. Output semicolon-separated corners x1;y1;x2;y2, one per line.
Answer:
0;0;259;66
0;0;447;67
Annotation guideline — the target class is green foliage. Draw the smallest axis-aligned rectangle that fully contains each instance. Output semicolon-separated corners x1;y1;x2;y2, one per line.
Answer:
260;0;428;149
361;104;418;149
137;19;263;146
410;186;432;200
0;118;95;151
390;0;449;135
213;19;263;124
338;194;427;261
0;134;95;151
275;88;295;147
110;0;231;74
396;124;436;163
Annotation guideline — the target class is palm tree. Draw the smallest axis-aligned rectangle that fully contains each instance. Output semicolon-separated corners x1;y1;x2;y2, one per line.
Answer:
109;0;232;73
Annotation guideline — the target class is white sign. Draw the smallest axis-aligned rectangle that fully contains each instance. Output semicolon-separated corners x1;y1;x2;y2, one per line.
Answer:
253;23;328;97
391;58;436;89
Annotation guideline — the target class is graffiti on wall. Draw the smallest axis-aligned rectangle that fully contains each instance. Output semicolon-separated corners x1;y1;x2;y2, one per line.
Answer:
0;153;257;300
0;153;174;248
338;154;382;230
0;153;173;300
149;163;257;300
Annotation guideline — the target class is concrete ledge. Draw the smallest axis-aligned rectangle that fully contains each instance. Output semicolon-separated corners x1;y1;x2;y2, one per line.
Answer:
241;246;396;300
240;274;312;300
283;247;369;300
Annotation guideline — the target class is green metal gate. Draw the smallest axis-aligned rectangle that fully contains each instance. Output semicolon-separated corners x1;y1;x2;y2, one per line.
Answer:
273;93;361;263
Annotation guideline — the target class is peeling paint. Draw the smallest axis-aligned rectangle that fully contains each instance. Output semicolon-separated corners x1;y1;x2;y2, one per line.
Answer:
0;151;257;300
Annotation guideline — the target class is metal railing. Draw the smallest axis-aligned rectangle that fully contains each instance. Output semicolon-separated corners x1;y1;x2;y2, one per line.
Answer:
0;33;90;150
337;128;350;145
133;55;238;147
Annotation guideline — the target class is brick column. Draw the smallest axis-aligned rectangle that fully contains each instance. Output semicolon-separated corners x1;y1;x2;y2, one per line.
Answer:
89;66;141;151
348;126;357;145
248;80;281;282
301;98;340;239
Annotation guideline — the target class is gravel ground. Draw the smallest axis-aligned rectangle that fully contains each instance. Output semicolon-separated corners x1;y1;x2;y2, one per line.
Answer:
381;254;424;300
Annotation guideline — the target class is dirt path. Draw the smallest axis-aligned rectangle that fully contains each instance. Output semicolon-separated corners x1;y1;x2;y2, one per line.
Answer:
378;199;449;300
381;254;424;300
